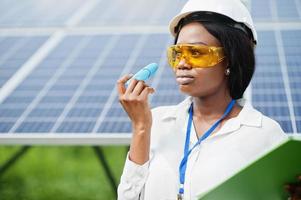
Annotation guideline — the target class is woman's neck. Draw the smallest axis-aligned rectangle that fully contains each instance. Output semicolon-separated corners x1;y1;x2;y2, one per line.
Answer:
192;89;234;122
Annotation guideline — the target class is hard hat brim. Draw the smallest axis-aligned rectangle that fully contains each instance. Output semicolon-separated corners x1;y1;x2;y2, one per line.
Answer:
168;11;257;45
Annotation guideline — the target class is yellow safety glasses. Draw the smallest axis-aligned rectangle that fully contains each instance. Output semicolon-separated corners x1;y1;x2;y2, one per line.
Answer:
166;44;226;69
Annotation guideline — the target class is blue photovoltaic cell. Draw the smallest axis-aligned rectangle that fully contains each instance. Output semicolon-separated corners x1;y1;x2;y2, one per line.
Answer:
251;0;272;21
16;121;54;133
0;107;25;118
79;0;129;26
28;107;64;118
251;0;301;21
56;121;95;133
0;122;14;133
0;36;48;87
276;0;300;20
79;0;185;26
98;121;131;133
0;0;85;27
67;107;102;118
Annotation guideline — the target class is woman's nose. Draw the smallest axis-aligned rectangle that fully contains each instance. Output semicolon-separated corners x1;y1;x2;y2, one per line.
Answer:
177;58;192;70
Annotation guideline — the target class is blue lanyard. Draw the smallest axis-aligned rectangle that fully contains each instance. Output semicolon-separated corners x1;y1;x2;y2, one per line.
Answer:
178;100;235;199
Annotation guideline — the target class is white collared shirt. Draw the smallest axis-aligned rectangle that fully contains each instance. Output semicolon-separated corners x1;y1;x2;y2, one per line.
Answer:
118;97;288;200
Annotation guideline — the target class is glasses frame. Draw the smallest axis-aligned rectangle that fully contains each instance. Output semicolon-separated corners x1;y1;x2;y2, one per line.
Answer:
167;44;226;69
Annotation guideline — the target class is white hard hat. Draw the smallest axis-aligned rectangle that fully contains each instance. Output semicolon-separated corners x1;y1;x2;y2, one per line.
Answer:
169;0;257;44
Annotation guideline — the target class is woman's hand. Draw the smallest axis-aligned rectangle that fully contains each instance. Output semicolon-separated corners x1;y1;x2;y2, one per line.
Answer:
117;74;155;165
117;74;155;130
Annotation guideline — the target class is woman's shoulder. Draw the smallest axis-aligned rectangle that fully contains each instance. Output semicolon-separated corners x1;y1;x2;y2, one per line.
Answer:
246;105;288;142
237;99;283;129
260;113;288;139
261;114;283;130
248;105;284;133
236;98;287;139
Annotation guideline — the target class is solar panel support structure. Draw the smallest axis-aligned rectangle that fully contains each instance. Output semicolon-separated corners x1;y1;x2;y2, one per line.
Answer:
0;146;118;199
0;146;31;176
93;146;118;198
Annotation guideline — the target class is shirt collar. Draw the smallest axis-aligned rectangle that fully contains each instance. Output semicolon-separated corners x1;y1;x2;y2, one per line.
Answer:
236;98;262;127
160;96;262;128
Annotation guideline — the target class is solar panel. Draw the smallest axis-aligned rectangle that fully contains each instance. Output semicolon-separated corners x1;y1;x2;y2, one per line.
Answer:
79;0;186;26
282;30;301;132
0;0;86;27
0;36;48;87
0;0;300;145
251;0;301;21
252;31;293;132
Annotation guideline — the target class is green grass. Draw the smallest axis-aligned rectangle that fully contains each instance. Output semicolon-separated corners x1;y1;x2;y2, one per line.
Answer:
0;146;128;200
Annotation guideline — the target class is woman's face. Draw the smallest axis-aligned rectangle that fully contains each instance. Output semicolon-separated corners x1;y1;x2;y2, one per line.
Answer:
174;22;228;98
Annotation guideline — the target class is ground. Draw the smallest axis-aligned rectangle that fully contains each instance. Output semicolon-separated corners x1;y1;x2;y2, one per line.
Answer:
0;146;127;200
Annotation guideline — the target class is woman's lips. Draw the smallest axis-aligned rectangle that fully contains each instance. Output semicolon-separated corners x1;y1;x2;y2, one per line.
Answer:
176;76;194;85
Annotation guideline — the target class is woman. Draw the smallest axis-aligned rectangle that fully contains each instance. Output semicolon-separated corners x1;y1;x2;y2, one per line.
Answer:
117;0;287;199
